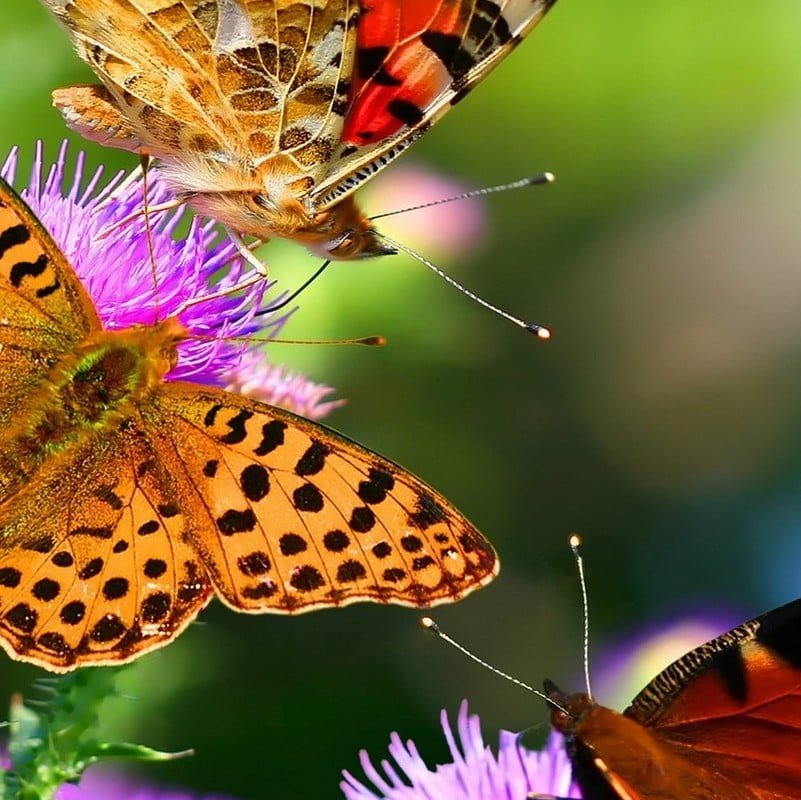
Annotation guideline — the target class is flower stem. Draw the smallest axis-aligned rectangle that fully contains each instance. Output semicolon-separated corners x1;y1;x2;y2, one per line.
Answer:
2;669;190;800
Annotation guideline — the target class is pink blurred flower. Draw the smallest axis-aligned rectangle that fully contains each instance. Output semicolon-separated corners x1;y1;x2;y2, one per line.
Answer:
226;351;345;420
364;164;487;259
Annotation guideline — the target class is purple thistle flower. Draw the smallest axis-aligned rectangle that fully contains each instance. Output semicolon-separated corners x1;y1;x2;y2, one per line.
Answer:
0;143;297;393
341;701;581;800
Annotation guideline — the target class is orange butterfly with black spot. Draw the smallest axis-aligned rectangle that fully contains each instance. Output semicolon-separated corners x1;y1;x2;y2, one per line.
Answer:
0;175;497;672
540;599;801;799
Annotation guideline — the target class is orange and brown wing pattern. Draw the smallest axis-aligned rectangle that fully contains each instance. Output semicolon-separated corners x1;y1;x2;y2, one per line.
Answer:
312;0;558;209
45;0;360;172
0;426;213;671
44;0;240;161
0;175;100;442
147;382;498;614
626;599;801;799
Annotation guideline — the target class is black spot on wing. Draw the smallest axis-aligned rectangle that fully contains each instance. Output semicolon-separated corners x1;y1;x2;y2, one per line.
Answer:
255;420;287;455
420;31;476;80
387;99;424;127
10;254;48;287
756;598;801;669
217;508;257;535
204;403;223;427
295;441;329;476
0;223;29;258
240;463;270;501
710;645;748;703
0;568;21;587
221;409;253;444
357;46;390;79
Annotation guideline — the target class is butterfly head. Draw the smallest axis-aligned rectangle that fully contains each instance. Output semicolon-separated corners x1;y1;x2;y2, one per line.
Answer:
304;195;397;260
111;316;189;384
543;679;595;735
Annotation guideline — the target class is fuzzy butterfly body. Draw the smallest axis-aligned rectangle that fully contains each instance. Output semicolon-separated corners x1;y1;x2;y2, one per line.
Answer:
42;0;557;259
0;176;497;672
541;599;801;799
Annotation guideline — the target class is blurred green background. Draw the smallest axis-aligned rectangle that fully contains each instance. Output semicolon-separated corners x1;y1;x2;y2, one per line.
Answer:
2;1;801;796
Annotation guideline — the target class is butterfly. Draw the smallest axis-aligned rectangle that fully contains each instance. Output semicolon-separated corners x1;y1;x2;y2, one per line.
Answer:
0;175;498;672
540;598;801;799
42;0;557;260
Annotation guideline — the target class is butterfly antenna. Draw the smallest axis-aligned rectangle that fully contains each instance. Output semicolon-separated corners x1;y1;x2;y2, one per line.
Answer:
377;233;550;338
569;533;594;701
261;334;385;346
190;332;386;347
139;151;161;322
420;617;570;716
369;172;554;221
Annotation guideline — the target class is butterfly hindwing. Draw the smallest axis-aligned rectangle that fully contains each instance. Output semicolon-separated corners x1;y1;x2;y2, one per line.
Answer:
47;0;360;172
0;425;213;671
146;382;498;613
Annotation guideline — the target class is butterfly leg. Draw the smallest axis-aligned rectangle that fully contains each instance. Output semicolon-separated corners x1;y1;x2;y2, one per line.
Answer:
227;228;271;278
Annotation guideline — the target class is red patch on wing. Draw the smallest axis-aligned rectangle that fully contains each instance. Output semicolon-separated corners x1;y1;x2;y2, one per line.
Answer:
343;1;463;145
624;602;801;799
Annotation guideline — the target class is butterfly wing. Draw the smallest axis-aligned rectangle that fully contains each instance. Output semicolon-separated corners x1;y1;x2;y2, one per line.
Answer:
310;0;557;210
0;176;100;446
0;375;497;672
45;0;360;189
0;422;213;671
145;382;498;613
625;599;801;799
45;0;241;163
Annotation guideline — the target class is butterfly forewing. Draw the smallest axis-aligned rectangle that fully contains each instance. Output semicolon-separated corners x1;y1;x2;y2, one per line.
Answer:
0;178;100;451
312;0;557;207
147;383;497;612
622;599;801;799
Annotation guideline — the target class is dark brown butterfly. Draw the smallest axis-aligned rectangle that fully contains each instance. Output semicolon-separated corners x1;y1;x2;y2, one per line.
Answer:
540;598;801;799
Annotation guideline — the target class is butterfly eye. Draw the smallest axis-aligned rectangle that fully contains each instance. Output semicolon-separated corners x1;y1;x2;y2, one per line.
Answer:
327;232;356;257
550;708;572;731
251;193;272;211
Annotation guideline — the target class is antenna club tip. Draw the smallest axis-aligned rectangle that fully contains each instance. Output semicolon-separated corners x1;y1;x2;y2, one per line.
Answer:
527;172;556;186
569;533;582;549
526;324;552;340
361;335;387;346
421;616;440;633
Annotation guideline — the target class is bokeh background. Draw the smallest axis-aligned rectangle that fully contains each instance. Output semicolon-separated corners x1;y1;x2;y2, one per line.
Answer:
2;1;801;796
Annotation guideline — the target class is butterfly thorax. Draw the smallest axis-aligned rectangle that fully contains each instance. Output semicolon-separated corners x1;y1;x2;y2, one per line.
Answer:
181;162;390;260
548;690;758;800
1;318;186;496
